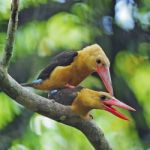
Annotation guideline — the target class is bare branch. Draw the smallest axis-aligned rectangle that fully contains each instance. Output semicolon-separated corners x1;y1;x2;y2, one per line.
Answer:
1;0;19;68
0;68;112;150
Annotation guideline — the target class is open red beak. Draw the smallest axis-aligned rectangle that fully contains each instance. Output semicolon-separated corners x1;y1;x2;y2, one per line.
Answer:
102;98;136;121
97;65;113;95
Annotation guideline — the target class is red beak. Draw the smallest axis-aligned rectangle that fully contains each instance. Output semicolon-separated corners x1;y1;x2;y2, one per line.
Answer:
97;65;113;95
102;98;136;121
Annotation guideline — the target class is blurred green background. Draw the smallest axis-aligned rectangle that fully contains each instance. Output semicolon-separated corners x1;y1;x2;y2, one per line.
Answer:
0;0;150;150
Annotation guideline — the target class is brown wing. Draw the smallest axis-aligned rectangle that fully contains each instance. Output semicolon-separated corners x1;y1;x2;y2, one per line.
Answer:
37;51;78;80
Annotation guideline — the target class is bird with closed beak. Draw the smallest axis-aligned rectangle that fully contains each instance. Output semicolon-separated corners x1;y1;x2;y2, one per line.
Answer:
22;44;113;95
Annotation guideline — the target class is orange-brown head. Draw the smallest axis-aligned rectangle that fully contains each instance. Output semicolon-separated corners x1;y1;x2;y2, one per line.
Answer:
78;44;113;95
71;88;135;120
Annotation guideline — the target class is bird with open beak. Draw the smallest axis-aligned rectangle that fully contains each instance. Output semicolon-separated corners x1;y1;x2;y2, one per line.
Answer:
48;87;135;121
22;44;113;95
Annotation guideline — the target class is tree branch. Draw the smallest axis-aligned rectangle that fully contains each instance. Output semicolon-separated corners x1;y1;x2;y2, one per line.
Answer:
0;1;112;149
0;70;111;150
1;0;19;68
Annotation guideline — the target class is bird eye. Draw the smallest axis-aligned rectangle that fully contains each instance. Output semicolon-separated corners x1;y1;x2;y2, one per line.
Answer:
100;95;107;101
96;59;101;64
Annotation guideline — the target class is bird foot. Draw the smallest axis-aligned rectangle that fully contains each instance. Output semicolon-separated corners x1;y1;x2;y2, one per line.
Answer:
65;83;75;89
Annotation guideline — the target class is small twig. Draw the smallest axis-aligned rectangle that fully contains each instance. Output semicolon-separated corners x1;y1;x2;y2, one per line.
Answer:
1;0;19;68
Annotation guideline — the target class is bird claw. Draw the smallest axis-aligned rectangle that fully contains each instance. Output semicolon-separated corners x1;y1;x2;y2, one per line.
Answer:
65;83;75;89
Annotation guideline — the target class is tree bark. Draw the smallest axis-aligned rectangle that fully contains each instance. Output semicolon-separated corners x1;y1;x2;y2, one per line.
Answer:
1;0;19;68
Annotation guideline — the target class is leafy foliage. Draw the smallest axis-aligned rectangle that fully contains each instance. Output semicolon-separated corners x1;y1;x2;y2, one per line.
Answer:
0;93;20;129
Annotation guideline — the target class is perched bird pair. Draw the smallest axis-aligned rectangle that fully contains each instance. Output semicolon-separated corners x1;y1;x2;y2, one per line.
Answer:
22;44;135;120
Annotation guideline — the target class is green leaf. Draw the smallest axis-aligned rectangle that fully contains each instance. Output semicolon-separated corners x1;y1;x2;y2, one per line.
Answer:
0;93;20;129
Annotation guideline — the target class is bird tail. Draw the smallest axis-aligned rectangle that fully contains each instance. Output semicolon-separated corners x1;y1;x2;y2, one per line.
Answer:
21;82;33;87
